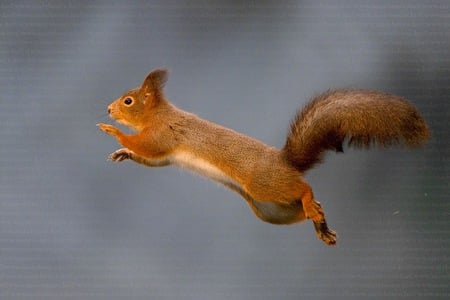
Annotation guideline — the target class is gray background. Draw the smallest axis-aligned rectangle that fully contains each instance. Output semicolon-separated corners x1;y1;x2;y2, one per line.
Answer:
1;1;449;299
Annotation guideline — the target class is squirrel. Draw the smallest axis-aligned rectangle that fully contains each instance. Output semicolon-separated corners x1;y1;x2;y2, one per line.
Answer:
98;68;430;245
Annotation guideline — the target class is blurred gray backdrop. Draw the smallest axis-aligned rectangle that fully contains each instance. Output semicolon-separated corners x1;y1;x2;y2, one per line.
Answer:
1;1;449;299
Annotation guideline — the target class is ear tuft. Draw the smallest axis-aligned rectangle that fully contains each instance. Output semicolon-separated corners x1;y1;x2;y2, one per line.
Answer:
141;68;169;96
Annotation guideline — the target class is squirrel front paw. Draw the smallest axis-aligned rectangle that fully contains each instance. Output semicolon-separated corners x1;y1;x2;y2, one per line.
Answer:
97;123;121;137
108;148;133;162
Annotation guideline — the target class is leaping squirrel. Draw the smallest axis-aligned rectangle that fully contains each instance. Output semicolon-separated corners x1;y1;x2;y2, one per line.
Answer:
98;68;430;245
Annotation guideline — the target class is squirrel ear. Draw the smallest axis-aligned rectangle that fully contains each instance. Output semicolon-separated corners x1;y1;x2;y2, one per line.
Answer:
141;68;169;97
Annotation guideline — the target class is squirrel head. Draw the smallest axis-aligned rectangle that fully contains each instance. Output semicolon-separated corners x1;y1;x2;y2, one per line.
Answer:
107;68;169;131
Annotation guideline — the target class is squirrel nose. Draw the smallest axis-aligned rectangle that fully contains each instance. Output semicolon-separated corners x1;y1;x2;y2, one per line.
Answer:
107;105;112;114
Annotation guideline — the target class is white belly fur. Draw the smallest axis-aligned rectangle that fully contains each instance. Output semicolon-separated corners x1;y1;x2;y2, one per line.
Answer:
171;151;242;191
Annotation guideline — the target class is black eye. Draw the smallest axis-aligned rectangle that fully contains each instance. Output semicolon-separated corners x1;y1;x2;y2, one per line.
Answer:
124;97;133;105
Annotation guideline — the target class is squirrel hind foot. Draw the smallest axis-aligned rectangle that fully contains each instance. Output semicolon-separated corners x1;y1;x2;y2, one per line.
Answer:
313;220;337;246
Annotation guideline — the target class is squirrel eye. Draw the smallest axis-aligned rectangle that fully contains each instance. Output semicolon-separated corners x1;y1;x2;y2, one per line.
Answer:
123;97;133;105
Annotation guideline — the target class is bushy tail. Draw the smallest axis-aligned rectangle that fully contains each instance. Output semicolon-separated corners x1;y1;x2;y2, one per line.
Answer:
282;89;430;172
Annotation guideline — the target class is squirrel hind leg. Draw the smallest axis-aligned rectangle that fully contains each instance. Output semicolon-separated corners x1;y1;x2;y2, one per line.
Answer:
301;187;337;245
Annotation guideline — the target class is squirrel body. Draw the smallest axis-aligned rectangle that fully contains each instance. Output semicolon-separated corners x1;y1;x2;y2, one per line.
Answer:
98;68;430;245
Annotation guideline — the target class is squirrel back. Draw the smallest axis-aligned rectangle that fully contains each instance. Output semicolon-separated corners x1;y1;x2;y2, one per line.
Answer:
282;89;430;172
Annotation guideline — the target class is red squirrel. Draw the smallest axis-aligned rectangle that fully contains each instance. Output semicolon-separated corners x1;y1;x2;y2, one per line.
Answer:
98;68;430;245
